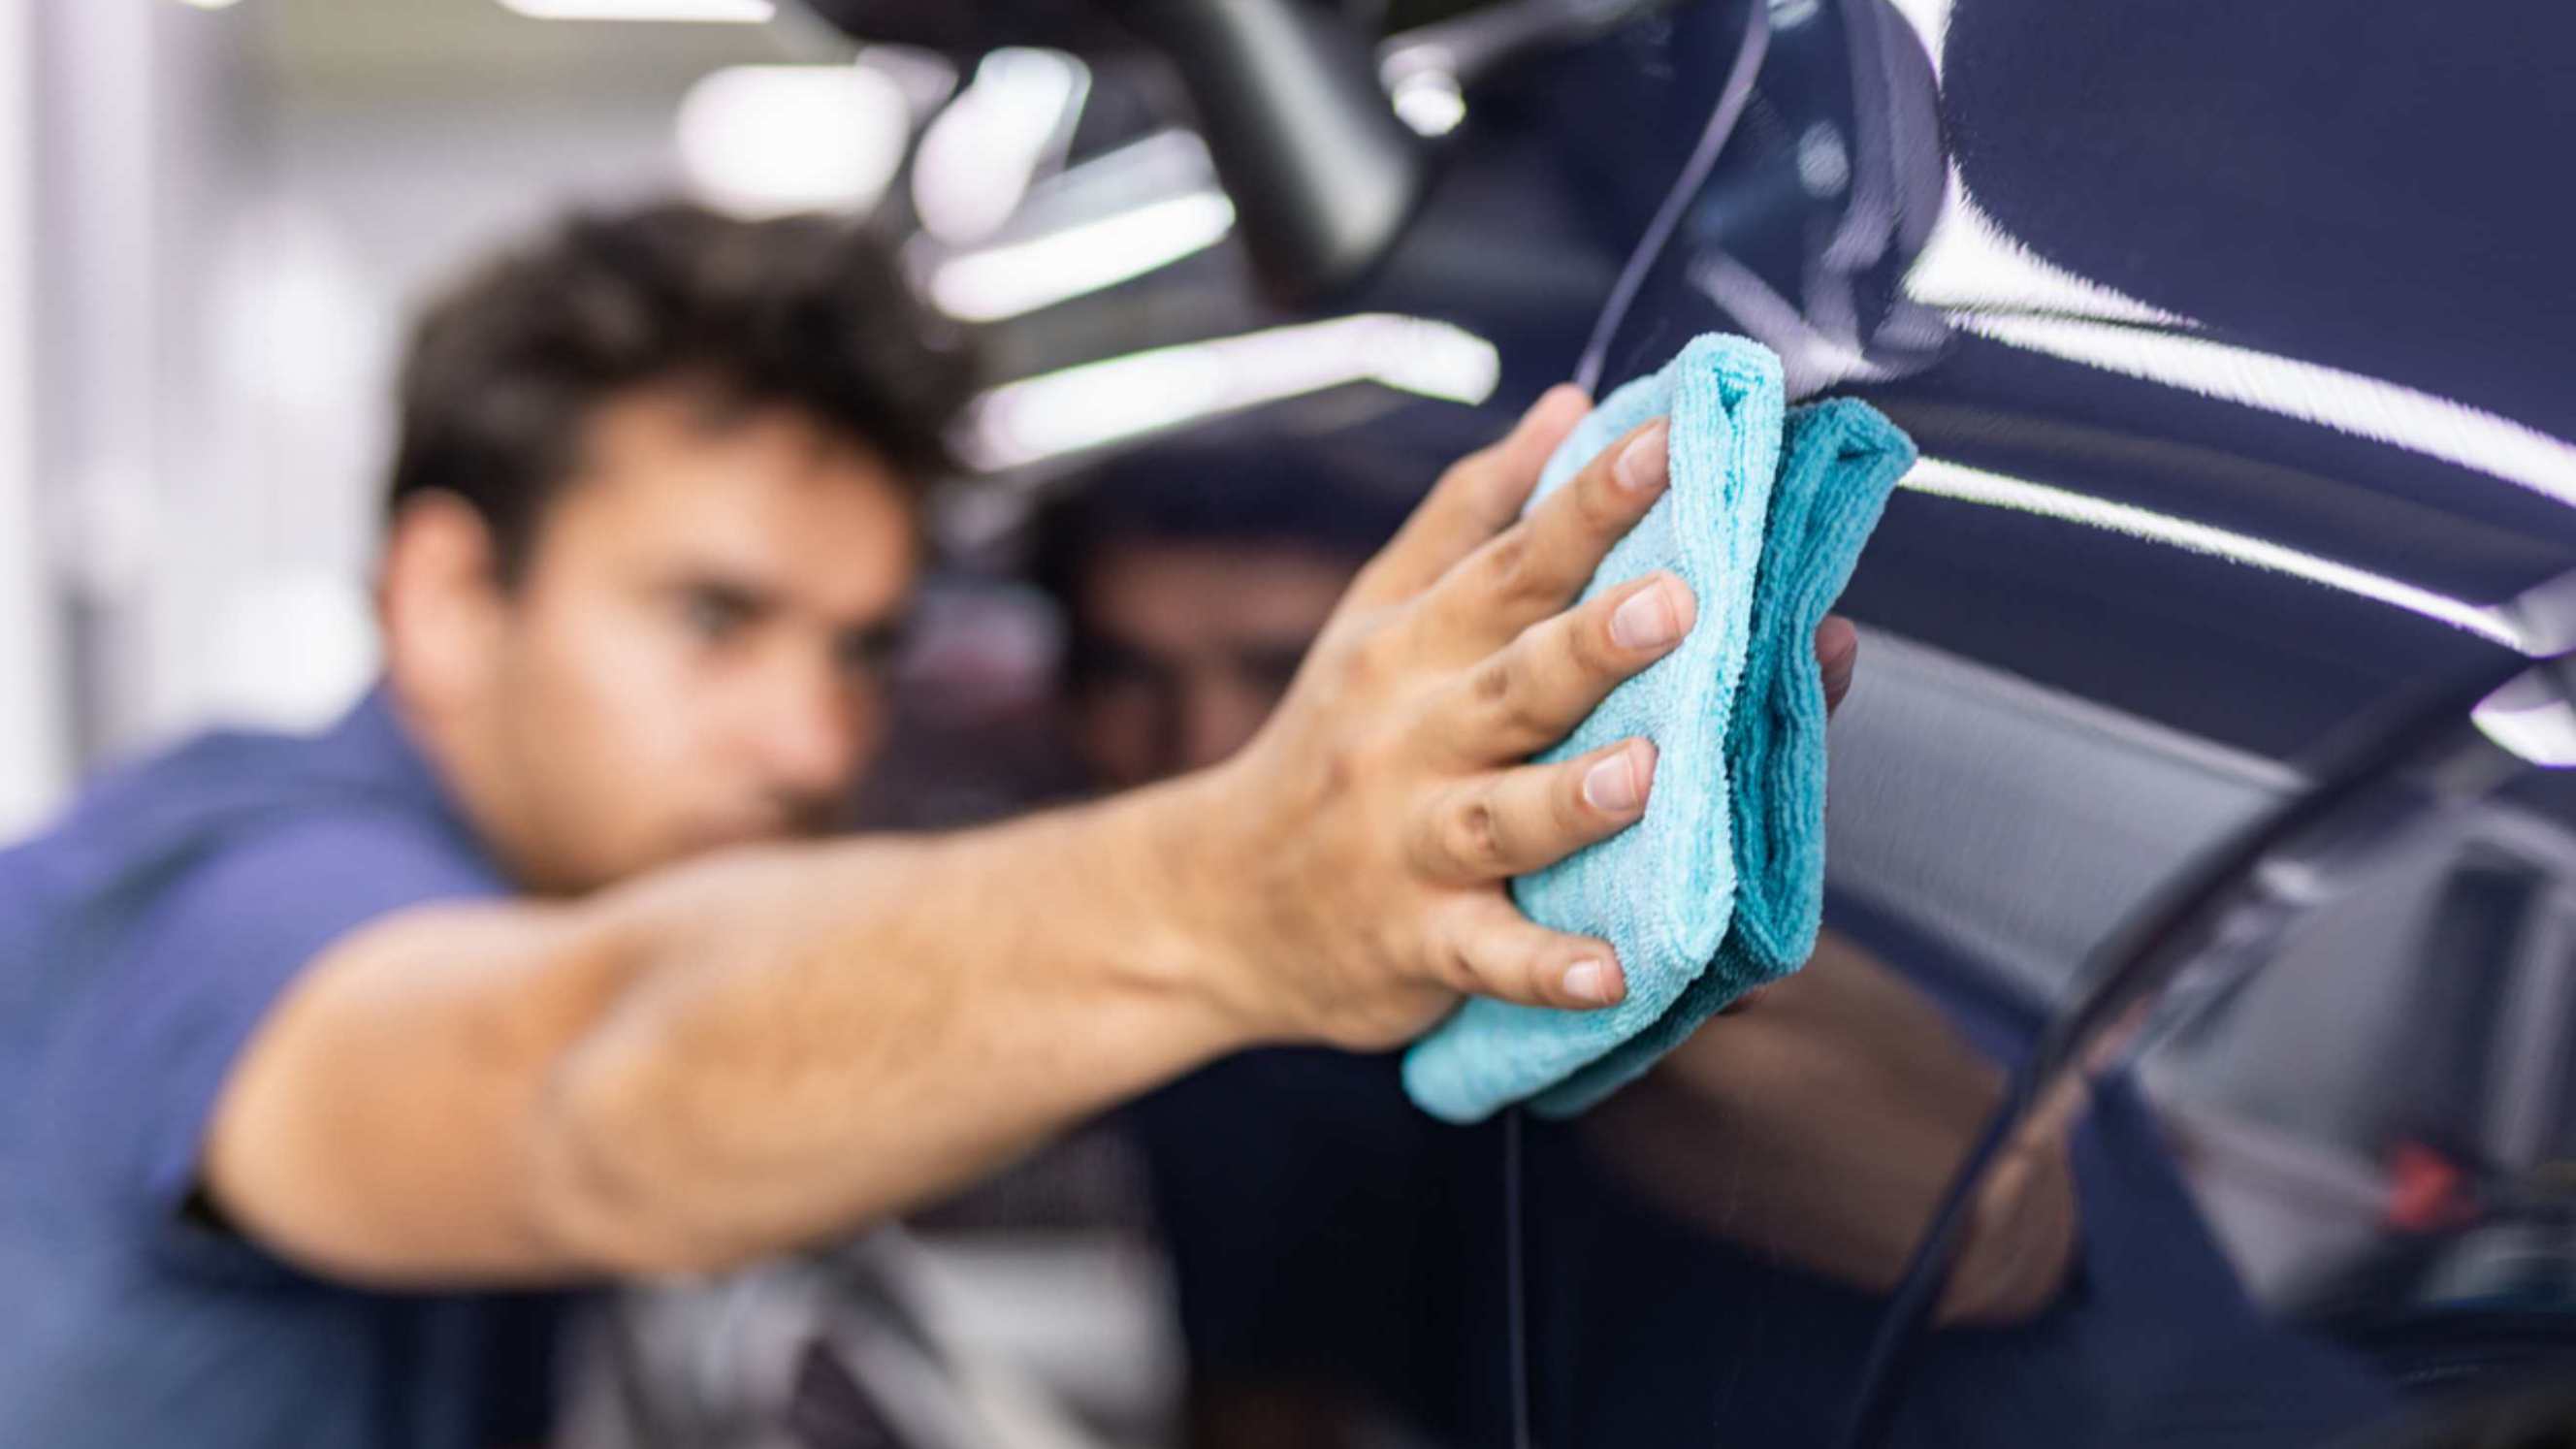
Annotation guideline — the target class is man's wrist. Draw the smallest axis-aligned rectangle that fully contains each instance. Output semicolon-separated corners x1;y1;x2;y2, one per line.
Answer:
1098;765;1280;1052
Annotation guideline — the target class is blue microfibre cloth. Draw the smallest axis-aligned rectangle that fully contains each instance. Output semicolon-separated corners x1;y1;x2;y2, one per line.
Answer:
1401;335;1784;1123
1530;398;1916;1116
1401;338;1916;1124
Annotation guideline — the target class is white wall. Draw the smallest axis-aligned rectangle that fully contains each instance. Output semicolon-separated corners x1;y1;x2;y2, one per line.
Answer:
26;0;787;768
0;0;67;834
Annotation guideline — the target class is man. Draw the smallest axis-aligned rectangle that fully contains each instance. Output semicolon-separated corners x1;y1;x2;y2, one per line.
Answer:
0;200;1706;1447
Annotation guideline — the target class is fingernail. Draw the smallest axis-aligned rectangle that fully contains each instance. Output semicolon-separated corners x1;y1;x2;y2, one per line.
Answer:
1582;748;1643;813
1611;577;1690;650
1562;958;1625;1007
1615;420;1670;496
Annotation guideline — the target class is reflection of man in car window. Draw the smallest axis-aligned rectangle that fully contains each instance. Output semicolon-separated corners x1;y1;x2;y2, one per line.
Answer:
1033;435;1423;794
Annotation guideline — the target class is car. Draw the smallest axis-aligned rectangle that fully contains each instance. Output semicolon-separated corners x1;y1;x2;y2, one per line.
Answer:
804;2;2576;1443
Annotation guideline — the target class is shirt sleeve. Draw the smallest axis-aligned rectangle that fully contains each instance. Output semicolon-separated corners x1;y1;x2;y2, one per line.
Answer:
43;809;505;1227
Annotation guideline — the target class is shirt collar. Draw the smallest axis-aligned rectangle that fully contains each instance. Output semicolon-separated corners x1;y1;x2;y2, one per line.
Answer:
322;683;492;863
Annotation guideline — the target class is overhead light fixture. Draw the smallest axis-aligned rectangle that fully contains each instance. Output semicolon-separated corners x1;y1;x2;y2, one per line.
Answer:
856;45;961;122
925;190;1238;322
912;48;1091;246
1390;70;1466;137
499;0;774;21
961;314;1500;470
676;64;910;218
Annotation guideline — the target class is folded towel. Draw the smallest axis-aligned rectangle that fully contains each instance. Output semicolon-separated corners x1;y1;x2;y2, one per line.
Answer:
1401;337;1915;1124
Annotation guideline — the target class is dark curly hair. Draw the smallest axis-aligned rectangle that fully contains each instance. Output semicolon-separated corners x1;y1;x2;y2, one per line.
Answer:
386;201;977;584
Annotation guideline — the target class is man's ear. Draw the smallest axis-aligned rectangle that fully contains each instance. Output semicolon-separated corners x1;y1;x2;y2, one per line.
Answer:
377;493;508;713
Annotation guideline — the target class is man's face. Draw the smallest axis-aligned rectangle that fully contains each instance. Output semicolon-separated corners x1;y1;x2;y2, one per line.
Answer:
1071;541;1354;790
420;393;918;893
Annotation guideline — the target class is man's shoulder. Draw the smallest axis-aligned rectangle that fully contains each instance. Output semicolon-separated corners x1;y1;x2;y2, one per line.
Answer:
0;710;507;1228
8;697;499;925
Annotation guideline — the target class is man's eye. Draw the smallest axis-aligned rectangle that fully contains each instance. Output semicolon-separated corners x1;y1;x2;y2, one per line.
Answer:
683;593;752;643
834;624;907;678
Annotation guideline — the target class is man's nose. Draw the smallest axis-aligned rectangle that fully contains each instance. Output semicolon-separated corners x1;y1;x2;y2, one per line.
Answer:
745;656;870;803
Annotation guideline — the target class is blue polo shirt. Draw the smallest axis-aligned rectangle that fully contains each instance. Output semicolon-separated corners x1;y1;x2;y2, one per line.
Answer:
0;687;568;1448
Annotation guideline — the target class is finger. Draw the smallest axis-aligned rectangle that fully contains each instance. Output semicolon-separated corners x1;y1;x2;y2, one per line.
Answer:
1345;385;1591;611
1421;414;1671;651
1412;738;1658;883
1818;616;1859;715
1433;571;1697;765
1426;896;1628;1011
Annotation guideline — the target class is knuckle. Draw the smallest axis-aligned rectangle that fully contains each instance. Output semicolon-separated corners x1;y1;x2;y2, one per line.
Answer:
1431;929;1484;993
1571;596;1629;672
1479;526;1535;596
1493;647;1556;745
1573;466;1630;534
1448;794;1508;874
1330;628;1395;693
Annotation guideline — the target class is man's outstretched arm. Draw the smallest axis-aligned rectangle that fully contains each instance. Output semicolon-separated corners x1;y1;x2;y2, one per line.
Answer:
205;389;1696;1284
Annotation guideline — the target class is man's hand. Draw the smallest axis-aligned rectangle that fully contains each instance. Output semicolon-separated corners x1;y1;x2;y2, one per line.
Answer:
1172;387;1695;1049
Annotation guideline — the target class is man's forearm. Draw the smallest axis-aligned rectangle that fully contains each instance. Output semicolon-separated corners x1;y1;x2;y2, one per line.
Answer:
532;770;1256;1271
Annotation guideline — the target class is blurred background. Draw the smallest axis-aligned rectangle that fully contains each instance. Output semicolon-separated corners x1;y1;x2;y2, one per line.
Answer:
0;0;1523;833
2;1;862;824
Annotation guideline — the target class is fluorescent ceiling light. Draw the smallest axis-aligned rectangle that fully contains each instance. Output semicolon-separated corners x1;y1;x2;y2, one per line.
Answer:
926;190;1238;323
499;0;774;20
1391;70;1467;137
961;314;1500;470
1900;457;2530;651
912;48;1091;245
855;45;961;121
676;64;910;218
